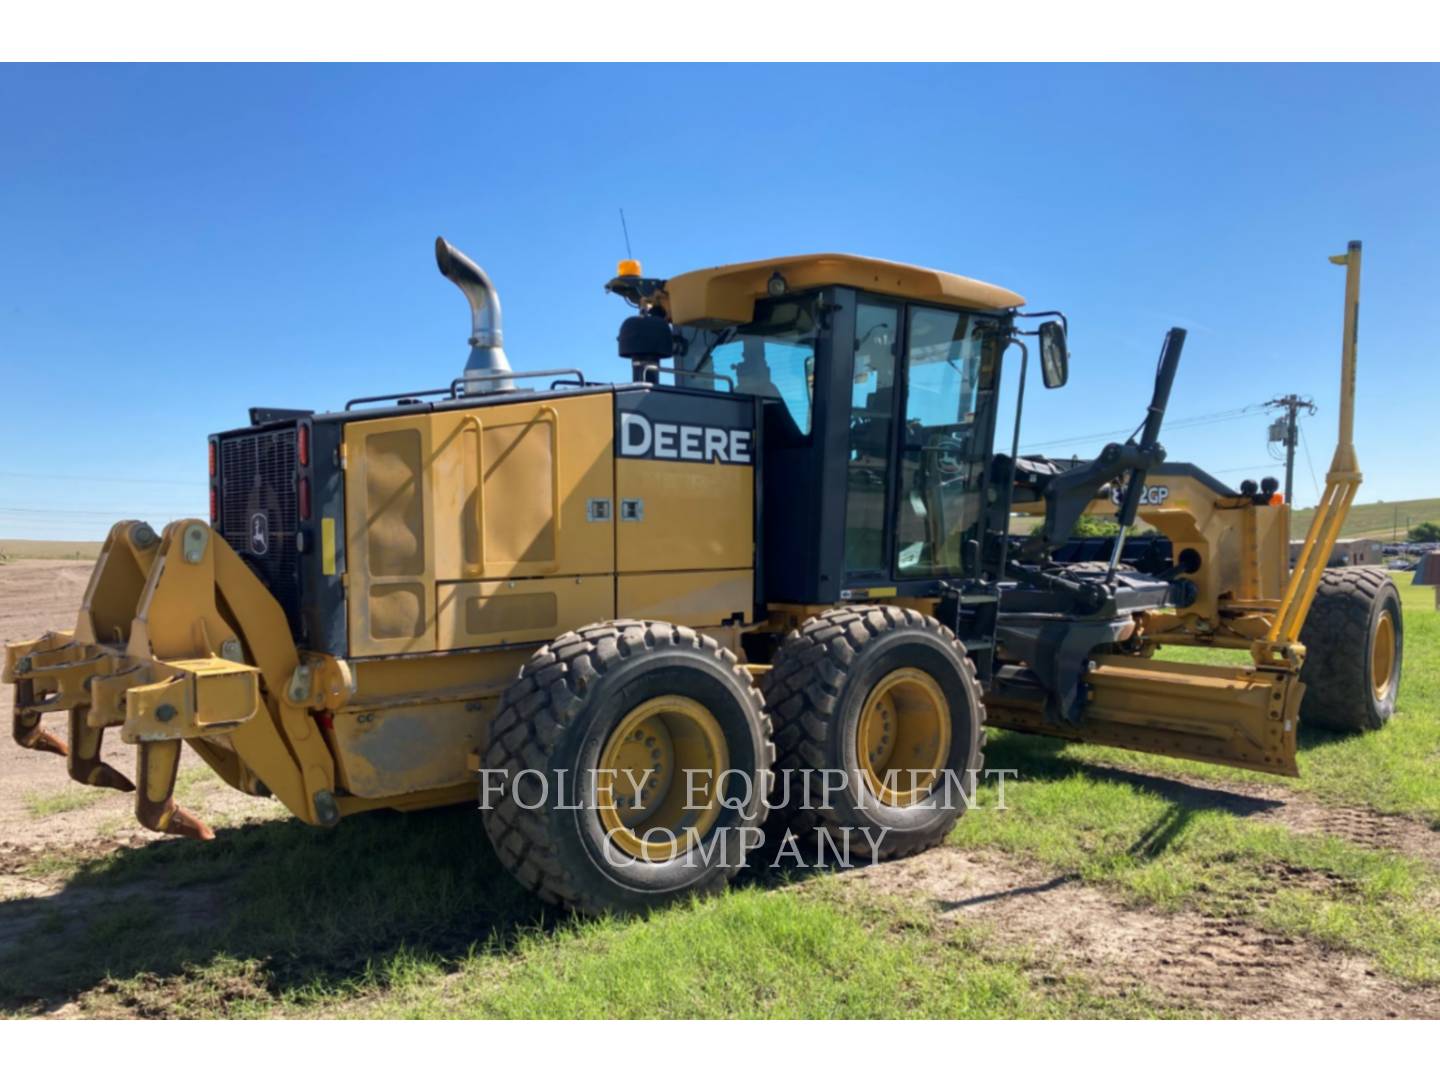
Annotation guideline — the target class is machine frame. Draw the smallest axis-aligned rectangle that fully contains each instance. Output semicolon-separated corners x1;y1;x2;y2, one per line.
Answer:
4;243;1378;850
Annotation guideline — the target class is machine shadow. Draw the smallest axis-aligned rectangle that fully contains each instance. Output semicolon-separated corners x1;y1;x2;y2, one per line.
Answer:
1297;724;1368;752
983;731;1287;824
0;804;556;1014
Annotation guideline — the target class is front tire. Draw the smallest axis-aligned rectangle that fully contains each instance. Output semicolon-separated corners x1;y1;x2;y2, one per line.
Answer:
482;621;773;914
1299;567;1404;732
761;605;985;865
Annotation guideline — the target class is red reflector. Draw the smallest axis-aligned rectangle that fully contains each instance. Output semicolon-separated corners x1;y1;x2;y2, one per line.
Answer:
209;487;218;522
208;440;217;477
298;425;310;467
299;476;311;520
315;709;334;732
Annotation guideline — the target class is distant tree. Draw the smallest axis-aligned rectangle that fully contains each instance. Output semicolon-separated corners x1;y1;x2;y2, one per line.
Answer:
1408;521;1440;543
1073;514;1122;538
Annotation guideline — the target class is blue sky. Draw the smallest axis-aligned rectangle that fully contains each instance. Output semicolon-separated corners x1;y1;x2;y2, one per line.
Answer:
2;63;1436;540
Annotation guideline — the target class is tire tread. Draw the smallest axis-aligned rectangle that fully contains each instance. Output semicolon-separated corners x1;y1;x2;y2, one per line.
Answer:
759;604;985;862
482;620;773;911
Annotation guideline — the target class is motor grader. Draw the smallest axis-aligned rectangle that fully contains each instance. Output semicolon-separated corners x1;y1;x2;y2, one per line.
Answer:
4;238;1402;913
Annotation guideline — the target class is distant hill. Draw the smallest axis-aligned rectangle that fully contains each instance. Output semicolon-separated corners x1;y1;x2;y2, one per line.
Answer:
0;539;104;560
1290;496;1440;541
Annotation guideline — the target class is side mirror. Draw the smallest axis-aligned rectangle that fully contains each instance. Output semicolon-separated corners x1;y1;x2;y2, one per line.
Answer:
1039;321;1069;389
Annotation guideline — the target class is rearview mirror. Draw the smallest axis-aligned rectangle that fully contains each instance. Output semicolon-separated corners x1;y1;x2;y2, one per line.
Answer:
1039;321;1069;389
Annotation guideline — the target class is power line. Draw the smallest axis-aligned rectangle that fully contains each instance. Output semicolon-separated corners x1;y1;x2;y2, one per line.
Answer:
1211;463;1279;475
1020;402;1268;453
1298;423;1322;505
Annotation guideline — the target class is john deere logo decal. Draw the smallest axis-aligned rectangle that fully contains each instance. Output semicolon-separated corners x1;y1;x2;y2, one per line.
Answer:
249;512;269;555
618;411;753;464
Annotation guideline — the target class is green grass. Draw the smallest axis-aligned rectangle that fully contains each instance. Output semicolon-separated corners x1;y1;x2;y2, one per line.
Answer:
0;808;1177;1019
23;787;108;818
1290;495;1440;540
287;886;1181;1020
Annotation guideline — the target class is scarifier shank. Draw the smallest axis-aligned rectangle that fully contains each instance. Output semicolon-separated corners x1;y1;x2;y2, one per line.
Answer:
4;519;336;837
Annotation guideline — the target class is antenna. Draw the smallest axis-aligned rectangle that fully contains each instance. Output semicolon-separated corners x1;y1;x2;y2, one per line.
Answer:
619;208;634;261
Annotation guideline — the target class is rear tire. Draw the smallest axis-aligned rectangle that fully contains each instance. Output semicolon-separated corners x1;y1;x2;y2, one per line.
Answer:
1299;567;1403;733
760;605;985;866
481;621;773;915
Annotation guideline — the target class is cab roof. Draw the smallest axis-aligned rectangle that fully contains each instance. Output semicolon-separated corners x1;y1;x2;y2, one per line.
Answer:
664;253;1025;327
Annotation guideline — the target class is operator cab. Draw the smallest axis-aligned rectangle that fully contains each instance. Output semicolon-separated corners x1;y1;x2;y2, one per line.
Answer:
609;254;1032;608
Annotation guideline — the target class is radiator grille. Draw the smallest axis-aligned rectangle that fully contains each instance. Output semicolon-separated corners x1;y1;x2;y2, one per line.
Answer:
217;426;301;637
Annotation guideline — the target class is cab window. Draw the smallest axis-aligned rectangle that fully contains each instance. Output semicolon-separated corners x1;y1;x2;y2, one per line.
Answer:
895;306;994;578
676;296;817;435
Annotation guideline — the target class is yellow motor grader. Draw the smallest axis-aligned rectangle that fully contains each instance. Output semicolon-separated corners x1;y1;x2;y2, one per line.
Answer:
4;239;1401;912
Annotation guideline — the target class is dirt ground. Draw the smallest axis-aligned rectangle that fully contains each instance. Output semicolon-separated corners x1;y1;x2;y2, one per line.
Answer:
0;561;282;903
849;847;1440;1019
2;558;1437;1018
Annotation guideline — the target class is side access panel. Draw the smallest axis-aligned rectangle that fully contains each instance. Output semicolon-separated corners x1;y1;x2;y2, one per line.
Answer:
344;391;617;658
438;576;614;650
613;389;756;582
431;393;616;581
344;415;438;656
617;569;753;628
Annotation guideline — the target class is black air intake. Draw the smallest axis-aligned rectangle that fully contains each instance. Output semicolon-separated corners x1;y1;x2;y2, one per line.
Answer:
216;425;302;638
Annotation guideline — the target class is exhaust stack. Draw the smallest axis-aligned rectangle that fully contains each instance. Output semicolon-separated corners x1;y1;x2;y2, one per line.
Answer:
435;236;514;393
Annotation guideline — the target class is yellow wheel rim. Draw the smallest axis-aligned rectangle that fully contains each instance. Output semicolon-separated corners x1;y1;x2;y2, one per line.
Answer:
596;695;729;861
1371;610;1397;700
856;667;950;807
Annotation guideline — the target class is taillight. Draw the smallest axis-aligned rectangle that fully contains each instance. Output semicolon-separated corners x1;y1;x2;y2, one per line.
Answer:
208;439;217;478
209;487;218;522
299;476;311;520
298;425;310;467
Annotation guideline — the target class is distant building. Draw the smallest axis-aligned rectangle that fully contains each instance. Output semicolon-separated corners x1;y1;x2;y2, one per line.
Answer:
1414;551;1440;610
1289;537;1383;568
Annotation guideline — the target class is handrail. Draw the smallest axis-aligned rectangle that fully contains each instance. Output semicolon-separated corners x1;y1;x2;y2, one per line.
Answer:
449;369;589;395
638;364;735;391
344;368;594;411
459;405;562;577
344;387;455;411
460;415;485;575
538;405;562;574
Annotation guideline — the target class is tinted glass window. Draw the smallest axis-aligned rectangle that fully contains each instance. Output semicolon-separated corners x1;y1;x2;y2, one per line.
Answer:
895;306;994;577
676;297;817;435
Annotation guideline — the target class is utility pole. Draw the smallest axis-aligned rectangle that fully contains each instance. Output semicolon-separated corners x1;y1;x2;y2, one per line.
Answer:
1266;394;1317;508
